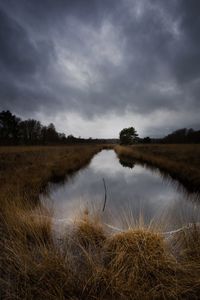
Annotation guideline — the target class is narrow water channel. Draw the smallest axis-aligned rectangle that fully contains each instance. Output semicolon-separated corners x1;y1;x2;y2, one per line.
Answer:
41;150;200;230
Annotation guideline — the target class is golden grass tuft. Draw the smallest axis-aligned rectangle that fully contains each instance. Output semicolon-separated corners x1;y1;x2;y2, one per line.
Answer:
73;214;106;250
170;225;200;299
2;208;200;299
104;229;181;299
1;202;77;300
64;217;108;299
174;225;200;262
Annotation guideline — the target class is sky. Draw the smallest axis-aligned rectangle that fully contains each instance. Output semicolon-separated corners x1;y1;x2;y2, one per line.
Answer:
0;0;200;138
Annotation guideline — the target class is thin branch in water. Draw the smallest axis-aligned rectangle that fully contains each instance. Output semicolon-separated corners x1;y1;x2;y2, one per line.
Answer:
102;177;107;212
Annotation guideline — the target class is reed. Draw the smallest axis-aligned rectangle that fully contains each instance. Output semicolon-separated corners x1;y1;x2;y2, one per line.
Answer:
115;144;200;192
2;209;200;299
0;145;105;206
1;144;200;299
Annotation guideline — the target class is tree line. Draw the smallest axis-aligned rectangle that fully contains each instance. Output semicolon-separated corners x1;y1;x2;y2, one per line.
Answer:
161;128;200;144
0;110;117;145
1;110;199;145
119;127;200;144
0;110;67;145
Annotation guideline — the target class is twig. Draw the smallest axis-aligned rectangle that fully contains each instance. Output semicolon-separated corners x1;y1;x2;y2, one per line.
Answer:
163;222;200;237
102;178;107;212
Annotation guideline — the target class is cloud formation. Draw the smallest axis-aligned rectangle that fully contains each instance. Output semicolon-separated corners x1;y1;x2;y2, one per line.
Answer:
0;0;199;137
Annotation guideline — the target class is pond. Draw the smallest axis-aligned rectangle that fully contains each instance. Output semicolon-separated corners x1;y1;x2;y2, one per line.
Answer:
41;150;200;231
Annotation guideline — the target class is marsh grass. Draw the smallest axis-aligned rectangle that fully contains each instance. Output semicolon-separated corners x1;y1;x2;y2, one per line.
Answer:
0;145;106;299
0;145;105;205
1;144;200;299
115;144;200;192
2;207;200;299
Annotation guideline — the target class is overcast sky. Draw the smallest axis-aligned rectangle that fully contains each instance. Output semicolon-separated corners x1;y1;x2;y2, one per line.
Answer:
0;0;199;138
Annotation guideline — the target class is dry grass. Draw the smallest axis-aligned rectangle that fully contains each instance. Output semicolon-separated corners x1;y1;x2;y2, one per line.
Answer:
0;145;106;206
115;144;200;192
0;145;106;299
1;144;200;299
2;210;200;299
1;207;75;299
104;229;180;299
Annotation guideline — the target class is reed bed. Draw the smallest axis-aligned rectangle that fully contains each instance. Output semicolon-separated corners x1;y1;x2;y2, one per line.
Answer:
0;145;106;205
1;209;200;299
1;144;200;299
115;144;200;192
0;145;105;298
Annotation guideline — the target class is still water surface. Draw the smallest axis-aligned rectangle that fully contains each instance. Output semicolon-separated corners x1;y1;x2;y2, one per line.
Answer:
42;150;200;230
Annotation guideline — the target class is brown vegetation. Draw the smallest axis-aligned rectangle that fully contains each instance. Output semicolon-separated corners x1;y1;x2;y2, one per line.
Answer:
1;144;200;299
115;144;200;192
0;145;105;205
0;145;105;298
1;210;200;299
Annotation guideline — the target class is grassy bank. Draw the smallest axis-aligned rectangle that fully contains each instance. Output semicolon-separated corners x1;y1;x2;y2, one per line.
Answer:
0;144;106;298
115;144;200;192
0;145;106;206
1;210;200;299
1;144;200;299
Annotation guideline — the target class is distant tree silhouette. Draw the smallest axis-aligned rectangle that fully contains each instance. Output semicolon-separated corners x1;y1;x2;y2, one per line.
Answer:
143;137;151;144
0;110;67;145
19;119;42;144
66;134;76;143
119;127;139;145
163;128;200;144
46;123;59;143
0;110;20;144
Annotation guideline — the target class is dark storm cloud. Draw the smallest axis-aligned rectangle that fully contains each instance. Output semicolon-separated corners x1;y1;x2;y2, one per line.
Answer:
0;7;55;76
0;0;199;137
171;0;200;83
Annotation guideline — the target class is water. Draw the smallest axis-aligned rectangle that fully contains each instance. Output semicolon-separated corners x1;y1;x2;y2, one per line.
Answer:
41;150;200;230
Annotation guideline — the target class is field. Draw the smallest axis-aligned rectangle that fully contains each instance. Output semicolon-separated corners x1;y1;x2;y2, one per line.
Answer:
1;144;200;299
115;144;200;192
